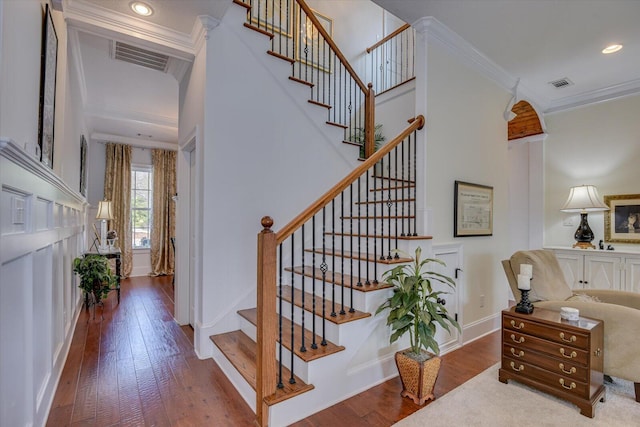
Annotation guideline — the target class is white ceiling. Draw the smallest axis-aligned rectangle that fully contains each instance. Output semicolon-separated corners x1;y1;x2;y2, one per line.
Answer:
65;0;640;146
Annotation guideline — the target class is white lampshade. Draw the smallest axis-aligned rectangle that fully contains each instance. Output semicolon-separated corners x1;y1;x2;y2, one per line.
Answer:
96;200;115;220
560;185;608;213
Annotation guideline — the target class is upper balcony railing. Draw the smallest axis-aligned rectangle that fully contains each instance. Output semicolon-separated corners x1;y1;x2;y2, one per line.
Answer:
365;23;415;96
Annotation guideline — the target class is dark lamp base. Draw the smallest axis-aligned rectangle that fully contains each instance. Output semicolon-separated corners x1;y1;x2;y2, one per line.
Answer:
515;289;534;314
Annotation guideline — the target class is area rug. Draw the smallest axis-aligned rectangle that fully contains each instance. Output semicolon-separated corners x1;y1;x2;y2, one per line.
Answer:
393;364;639;426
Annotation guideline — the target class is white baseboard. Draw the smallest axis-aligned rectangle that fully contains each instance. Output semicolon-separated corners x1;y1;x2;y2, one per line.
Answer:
461;312;501;344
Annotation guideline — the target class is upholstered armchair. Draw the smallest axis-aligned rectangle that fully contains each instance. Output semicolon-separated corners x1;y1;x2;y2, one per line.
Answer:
502;249;640;402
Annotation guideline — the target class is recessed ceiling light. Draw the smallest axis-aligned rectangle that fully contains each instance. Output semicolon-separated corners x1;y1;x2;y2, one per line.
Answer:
602;44;623;54
130;1;153;17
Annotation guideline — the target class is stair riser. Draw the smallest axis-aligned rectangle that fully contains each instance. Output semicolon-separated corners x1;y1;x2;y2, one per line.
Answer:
238;321;312;384
278;301;342;344
285;281;391;313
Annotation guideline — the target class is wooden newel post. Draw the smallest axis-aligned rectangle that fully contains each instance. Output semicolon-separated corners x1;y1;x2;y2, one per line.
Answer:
256;216;276;427
364;82;376;159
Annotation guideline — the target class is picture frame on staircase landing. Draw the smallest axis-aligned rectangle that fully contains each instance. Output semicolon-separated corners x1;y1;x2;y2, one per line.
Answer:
250;0;292;37
454;181;493;237
295;8;333;73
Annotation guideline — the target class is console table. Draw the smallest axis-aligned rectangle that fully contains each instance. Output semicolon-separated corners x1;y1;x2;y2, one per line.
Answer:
84;248;121;304
499;306;605;417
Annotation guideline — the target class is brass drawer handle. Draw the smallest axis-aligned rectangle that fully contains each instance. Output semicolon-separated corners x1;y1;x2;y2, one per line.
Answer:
510;320;524;330
510;348;524;358
510;334;525;344
559;363;576;375
559;378;576;390
560;348;577;359
559;332;577;343
510;361;524;372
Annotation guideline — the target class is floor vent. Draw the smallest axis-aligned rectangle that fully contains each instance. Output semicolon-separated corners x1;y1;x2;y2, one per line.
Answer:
549;77;573;89
111;41;169;73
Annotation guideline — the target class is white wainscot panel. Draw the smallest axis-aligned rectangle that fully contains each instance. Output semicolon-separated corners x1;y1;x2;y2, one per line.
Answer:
35;197;52;231
33;246;53;414
1;187;29;235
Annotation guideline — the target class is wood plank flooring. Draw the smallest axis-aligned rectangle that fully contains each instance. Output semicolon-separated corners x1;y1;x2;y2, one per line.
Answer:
46;275;500;426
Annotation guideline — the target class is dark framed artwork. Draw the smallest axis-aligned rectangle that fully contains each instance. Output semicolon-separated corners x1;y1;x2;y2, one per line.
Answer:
80;135;88;197
454;181;493;237
604;194;640;244
38;3;58;168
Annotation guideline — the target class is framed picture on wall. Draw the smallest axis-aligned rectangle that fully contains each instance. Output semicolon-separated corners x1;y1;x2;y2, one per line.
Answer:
604;194;640;244
38;3;58;168
454;181;493;237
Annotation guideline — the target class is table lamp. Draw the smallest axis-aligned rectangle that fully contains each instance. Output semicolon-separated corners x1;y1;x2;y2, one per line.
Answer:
560;185;608;249
96;200;115;251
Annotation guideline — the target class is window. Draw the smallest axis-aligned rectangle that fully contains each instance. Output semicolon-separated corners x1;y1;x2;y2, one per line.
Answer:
131;166;152;249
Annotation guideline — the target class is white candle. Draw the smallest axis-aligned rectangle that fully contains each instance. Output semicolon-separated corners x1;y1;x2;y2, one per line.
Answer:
517;274;531;290
520;264;533;278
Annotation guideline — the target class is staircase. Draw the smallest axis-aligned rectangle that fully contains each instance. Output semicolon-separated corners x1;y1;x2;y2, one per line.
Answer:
209;1;432;425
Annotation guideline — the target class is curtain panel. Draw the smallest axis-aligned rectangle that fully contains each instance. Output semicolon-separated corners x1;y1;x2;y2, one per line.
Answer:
104;143;133;277
150;149;176;276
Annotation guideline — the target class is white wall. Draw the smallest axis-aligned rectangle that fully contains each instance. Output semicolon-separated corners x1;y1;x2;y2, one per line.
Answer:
0;2;89;426
425;42;512;334
544;94;640;250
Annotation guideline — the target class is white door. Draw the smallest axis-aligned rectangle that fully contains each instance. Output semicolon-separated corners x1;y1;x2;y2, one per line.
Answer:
431;244;462;353
624;257;640;293
553;250;584;290
584;255;621;290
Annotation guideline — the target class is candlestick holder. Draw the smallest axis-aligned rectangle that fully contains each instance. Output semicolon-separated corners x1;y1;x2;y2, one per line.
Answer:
515;288;534;314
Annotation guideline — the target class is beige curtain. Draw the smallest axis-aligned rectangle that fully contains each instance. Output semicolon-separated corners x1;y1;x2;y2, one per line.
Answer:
104;143;132;277
150;149;176;276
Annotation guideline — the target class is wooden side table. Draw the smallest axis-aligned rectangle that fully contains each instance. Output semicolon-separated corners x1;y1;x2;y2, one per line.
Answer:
499;306;605;417
84;248;121;303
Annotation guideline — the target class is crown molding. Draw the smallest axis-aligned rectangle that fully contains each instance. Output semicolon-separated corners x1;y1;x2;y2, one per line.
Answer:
192;15;221;54
90;133;177;151
84;105;178;129
544;78;640;114
63;0;195;60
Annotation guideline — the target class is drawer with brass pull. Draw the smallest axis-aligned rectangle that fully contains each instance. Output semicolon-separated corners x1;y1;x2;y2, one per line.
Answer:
499;306;605;418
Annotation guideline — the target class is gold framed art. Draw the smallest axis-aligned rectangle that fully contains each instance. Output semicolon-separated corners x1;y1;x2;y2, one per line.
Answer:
250;0;292;37
604;194;640;243
295;8;333;72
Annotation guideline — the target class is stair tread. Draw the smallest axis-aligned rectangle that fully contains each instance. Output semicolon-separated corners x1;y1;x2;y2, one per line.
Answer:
238;308;345;362
326;232;433;240
308;99;332;109
281;285;372;324
243;22;274;39
285;266;392;292
327;121;348;129
289;76;314;87
304;248;411;265
210;330;314;405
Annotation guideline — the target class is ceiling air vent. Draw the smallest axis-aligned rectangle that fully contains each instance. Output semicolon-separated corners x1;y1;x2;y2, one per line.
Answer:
549;77;573;89
111;41;169;73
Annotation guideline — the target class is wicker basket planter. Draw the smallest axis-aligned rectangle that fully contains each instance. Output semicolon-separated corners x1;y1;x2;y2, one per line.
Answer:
395;349;441;405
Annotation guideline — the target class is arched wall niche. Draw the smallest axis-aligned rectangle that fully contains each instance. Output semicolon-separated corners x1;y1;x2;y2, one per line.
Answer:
508;100;543;140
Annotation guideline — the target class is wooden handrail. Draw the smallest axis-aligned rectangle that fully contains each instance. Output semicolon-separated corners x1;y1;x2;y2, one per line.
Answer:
276;115;425;243
366;23;411;54
296;0;368;94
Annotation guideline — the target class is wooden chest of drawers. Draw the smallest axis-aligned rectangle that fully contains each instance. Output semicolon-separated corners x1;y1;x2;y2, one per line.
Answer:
498;306;605;417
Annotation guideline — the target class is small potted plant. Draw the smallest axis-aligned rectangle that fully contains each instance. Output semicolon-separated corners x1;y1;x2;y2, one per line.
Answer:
72;254;117;305
376;247;460;404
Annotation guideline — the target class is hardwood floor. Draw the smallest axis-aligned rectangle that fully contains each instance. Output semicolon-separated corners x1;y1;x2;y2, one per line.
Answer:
46;275;500;426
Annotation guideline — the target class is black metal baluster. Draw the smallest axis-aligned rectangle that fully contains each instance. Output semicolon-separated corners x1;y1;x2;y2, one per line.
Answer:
331;200;336;317
349;184;355;312
365;161;370;285
300;224;306;353
373;147;379;284
379;154;386;261
357;177;362;287
311;215;317;349
412;132;418;235
277;243;284;389
401;137;406;236
289;234;295;384
387;151;392;260
321;207;327;346
394;145;399;258
340;192;346;314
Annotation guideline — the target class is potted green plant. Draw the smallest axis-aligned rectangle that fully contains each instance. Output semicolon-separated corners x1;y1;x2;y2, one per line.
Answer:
72;254;117;305
376;247;460;405
351;124;386;159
